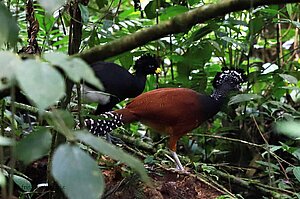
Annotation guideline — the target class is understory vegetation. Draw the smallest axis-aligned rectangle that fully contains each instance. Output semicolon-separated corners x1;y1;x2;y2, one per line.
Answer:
0;0;300;198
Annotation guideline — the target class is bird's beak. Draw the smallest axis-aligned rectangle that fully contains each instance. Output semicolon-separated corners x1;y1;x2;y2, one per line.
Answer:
155;67;162;74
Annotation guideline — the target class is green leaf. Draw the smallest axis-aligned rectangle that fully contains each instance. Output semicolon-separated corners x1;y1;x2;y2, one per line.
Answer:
16;59;65;110
0;52;22;90
249;17;264;35
220;36;248;51
144;1;157;19
188;23;219;43
0;136;15;146
276;121;300;139
16;128;52;165
279;74;298;84
228;94;262;105
256;160;280;170
75;130;150;183
292;148;300;161
293;167;300;183
78;4;89;24
96;0;108;9
38;0;65;13
0;3;19;47
51;144;104;199
160;6;188;21
119;53;133;70
286;4;293;18
0;170;6;187
45;110;75;140
43;52;103;90
13;175;32;192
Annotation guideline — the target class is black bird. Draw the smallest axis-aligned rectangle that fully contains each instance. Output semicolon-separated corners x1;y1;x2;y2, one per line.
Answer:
81;54;160;114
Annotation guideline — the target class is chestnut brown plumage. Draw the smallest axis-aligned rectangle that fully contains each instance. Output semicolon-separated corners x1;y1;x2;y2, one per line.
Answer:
84;68;247;170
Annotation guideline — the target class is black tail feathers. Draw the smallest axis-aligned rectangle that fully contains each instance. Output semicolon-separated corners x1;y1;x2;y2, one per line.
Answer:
84;112;124;136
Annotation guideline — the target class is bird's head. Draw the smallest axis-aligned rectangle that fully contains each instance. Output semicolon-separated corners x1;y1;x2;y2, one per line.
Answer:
134;54;161;74
212;67;247;91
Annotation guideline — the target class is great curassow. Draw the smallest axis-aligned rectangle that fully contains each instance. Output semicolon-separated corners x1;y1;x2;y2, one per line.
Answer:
81;54;160;114
84;68;247;170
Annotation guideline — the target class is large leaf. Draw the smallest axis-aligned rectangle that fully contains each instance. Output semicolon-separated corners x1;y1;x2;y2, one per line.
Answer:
279;74;298;84
75;130;150;183
38;0;66;13
0;3;19;46
220;36;248;52
276;121;300;139
293;167;300;183
0;136;15;146
160;6;188;21
0;52;22;90
0;170;6;187
45;110;76;140
16;128;52;165
51;144;104;199
78;4;89;24
43;52;103;90
16;59;65;110
228;94;262;105
249;16;264;36
13;175;32;192
144;1;156;19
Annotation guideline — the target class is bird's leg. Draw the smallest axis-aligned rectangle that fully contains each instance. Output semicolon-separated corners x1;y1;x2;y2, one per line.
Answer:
170;151;184;171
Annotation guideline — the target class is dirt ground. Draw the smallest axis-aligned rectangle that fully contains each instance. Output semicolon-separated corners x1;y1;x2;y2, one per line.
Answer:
22;157;222;199
102;166;221;199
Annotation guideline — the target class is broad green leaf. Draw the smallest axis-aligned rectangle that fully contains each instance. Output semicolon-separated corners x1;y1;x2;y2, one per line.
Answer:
0;170;6;187
279;74;298;84
276;121;300;139
78;4;89;24
160;6;188;21
0;3;19;47
228;94;262;105
13;175;32;192
188;23;219;43
16;59;65;110
293;167;300;183
286;4;293;18
0;52;22;90
51;144;104;199
292;148;300;161
96;0;108;9
119;53;133;70
144;1;157;19
45;110;75;140
43;52;103;90
281;86;300;91
291;20;300;29
38;0;66;13
256;160;280;170
220;36;248;51
75;130;150;183
0;136;15;146
249;17;264;35
16;128;52;165
49;109;75;130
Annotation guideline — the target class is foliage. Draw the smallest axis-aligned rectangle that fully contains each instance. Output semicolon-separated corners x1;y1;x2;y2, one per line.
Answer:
0;0;300;198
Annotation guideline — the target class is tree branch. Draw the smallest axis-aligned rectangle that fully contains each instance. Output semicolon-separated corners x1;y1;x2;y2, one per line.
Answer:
78;0;300;64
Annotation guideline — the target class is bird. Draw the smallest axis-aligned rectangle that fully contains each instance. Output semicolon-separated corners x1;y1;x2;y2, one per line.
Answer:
84;67;246;170
81;54;161;114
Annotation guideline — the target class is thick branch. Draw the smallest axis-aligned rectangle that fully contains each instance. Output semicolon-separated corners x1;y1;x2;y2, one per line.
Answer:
78;0;300;64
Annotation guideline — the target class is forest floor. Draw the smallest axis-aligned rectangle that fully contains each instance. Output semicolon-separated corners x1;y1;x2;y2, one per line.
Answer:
102;165;222;199
24;157;222;199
